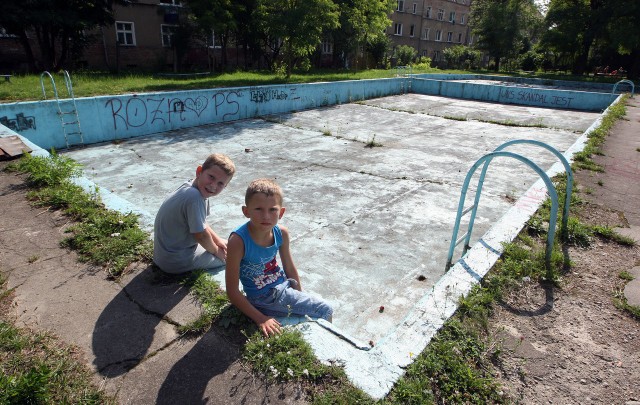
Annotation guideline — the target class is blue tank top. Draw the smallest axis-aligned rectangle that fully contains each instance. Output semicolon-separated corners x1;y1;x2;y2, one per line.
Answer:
233;222;286;298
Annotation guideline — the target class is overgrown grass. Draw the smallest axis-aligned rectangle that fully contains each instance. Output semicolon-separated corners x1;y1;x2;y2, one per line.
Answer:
0;68;443;103
177;270;251;335
572;95;628;172
613;271;640;319
6;151;152;278
0;274;115;404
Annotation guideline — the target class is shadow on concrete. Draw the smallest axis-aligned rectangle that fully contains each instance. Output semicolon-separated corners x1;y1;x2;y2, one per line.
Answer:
92;266;190;377
157;329;240;404
499;280;555;317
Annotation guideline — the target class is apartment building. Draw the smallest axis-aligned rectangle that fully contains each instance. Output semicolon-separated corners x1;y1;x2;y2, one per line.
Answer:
387;0;473;65
80;0;213;72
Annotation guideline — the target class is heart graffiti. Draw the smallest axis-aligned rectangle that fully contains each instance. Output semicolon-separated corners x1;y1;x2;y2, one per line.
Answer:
184;96;208;117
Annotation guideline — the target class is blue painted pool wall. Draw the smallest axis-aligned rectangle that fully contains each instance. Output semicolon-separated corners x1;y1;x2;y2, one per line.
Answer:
0;74;623;150
411;74;615;111
0;79;403;150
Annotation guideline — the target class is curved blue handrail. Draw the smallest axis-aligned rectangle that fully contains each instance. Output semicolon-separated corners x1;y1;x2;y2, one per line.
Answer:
446;151;559;272
612;79;635;98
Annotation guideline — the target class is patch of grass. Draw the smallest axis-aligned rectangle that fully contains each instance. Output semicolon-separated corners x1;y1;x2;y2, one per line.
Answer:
244;328;339;383
27;255;39;264
6;152;152;278
591;225;636;246
242;327;375;403
364;134;382;148
613;290;640;319
322;129;332;136
443;115;468;121
391;319;505;404
597;180;604;186
61;210;152;278
0;276;114;404
477;118;545;128
177;270;250;335
571;95;628;173
7;150;82;188
619;271;634;281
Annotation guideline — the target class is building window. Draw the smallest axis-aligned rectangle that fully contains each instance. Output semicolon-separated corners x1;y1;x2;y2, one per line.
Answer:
160;0;182;4
422;50;428;57
425;6;432;18
437;9;445;21
449;11;456;23
469;34;474;45
460;14;465;24
410;24;415;37
321;39;333;54
116;21;135;46
447;32;453;42
458;33;463;43
394;23;403;36
397;0;404;11
161;24;177;47
433;50;440;61
412;3;417;14
435;30;442;41
422;28;430;40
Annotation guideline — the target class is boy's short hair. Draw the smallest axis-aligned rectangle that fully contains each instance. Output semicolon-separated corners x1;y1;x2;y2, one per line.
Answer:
245;178;283;205
202;153;235;177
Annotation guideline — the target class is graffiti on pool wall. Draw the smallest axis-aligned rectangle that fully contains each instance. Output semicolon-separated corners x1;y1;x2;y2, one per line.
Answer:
500;89;574;108
0;113;37;132
105;91;242;130
250;89;288;103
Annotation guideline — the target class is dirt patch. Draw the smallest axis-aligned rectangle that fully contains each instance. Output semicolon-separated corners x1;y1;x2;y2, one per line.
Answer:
490;189;640;404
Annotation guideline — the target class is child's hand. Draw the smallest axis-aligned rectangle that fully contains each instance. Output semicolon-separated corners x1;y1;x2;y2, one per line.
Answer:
259;317;282;337
215;244;227;261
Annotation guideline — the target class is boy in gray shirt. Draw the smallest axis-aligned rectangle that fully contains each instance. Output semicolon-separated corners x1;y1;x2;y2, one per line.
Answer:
153;153;235;274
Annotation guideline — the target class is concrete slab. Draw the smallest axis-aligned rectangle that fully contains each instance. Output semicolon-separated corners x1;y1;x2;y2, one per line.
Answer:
60;92;603;398
624;266;640;308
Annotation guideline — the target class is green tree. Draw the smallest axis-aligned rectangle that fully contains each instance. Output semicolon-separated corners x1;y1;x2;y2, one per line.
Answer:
0;0;126;72
329;0;395;69
604;0;640;78
470;0;542;71
542;0;613;75
185;0;242;70
256;0;339;77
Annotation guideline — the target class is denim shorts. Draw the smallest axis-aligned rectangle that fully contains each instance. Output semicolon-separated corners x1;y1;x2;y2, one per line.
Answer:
248;279;333;321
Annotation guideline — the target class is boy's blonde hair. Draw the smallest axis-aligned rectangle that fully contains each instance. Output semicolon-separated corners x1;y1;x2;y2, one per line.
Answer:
245;178;283;205
202;153;235;177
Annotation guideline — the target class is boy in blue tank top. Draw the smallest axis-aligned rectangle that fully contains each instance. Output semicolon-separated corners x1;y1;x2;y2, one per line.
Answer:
226;179;333;337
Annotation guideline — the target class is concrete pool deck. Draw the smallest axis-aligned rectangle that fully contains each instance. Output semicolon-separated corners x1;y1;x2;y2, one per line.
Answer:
54;92;606;397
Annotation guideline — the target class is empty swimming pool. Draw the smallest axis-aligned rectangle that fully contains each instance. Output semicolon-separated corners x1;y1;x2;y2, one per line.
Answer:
0;75;618;397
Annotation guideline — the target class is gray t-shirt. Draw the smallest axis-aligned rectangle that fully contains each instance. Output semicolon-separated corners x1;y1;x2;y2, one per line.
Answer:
153;181;210;273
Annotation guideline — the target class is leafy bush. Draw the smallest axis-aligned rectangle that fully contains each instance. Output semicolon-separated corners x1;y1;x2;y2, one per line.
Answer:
395;45;417;66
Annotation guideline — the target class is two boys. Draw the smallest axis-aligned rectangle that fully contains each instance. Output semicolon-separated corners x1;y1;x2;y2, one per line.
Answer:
154;154;332;336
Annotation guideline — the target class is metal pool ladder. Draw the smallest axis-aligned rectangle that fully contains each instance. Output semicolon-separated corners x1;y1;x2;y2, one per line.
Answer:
445;140;573;272
612;79;635;98
395;65;412;94
40;70;84;148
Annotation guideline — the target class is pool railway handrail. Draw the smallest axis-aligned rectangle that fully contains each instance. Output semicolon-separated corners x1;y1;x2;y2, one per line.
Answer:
445;141;571;273
395;65;413;94
612;79;635;98
40;70;84;149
